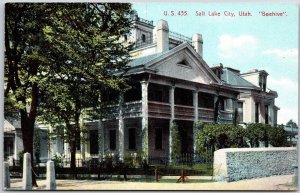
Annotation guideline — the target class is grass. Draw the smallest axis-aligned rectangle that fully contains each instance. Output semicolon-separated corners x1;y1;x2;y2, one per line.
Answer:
104;178;214;183
154;163;213;176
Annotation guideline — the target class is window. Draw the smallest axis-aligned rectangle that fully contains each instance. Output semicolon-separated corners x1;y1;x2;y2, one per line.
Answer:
109;130;116;150
124;35;127;41
255;103;259;123
128;128;136;150
89;130;99;154
155;128;163;150
259;75;267;92
142;34;146;42
237;102;243;123
262;76;266;92
265;105;269;124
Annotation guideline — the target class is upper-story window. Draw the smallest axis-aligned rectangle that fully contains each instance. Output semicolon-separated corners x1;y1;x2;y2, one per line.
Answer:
123;35;128;41
255;102;260;123
142;34;146;42
259;75;267;92
237;102;243;123
265;105;269;124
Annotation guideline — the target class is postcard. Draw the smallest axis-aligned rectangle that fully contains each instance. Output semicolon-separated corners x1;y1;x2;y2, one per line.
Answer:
3;2;298;191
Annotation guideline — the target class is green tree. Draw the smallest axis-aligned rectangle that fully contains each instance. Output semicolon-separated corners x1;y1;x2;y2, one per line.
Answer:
268;125;287;147
195;122;248;161
5;3;52;186
5;3;133;182
171;121;181;164
37;3;133;178
245;123;266;147
286;119;298;128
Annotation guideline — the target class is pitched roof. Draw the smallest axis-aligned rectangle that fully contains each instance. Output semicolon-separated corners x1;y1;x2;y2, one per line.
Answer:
4;120;15;133
221;68;259;89
127;52;166;68
127;42;222;85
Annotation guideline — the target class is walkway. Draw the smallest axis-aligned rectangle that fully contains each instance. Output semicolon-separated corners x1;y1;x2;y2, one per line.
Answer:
8;175;297;191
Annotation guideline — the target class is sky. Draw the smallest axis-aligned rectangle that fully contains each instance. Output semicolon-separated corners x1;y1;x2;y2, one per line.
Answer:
133;3;298;125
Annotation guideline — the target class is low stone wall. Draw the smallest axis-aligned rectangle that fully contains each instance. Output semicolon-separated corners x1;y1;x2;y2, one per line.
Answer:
213;147;297;182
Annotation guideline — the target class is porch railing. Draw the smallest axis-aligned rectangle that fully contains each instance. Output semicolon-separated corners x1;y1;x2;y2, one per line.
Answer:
148;101;171;119
198;107;214;123
174;105;194;120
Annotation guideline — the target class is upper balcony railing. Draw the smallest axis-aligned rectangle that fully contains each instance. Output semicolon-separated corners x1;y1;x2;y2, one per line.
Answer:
174;104;194;121
148;101;171;119
169;31;192;45
131;15;154;26
198;107;214;123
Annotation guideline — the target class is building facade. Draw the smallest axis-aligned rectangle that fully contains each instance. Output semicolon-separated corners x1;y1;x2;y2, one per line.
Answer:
4;12;280;163
73;13;279;161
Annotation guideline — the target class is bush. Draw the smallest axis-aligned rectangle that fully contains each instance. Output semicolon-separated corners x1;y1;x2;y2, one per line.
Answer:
170;121;181;164
195;122;248;161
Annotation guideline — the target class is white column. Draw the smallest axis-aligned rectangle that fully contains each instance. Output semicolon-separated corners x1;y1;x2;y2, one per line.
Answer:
4;162;10;189
14;132;18;160
141;81;148;130
193;90;198;155
64;128;69;160
260;101;265;124
141;81;149;159
118;92;125;160
22;152;32;190
214;95;219;123
232;98;238;124
98;120;104;160
169;86;175;162
79;118;85;160
46;160;56;190
269;101;274;126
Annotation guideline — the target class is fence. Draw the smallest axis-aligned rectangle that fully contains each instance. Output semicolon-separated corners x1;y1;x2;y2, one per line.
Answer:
148;153;212;166
9;153;213;178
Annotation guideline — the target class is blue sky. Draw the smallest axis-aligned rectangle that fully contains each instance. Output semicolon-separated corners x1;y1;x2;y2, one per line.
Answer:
133;3;298;125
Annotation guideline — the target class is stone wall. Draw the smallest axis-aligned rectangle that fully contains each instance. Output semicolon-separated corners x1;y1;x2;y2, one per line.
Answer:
213;147;297;182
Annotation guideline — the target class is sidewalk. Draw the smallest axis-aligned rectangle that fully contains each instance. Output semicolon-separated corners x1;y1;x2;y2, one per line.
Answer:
8;175;297;191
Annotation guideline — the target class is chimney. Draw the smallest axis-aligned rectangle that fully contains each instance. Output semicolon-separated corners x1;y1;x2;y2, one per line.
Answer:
156;20;169;53
192;33;203;57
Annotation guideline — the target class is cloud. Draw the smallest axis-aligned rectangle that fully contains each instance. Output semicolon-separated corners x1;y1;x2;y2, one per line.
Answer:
218;34;258;60
268;77;298;93
262;48;298;59
277;108;298;125
268;76;298;125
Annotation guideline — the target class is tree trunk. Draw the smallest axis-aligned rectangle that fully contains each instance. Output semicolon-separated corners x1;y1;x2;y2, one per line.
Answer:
68;123;77;179
20;110;38;187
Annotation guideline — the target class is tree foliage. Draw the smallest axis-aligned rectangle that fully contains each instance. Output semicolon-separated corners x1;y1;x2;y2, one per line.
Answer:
195;122;288;159
195;123;248;157
170;121;181;164
5;3;51;186
37;3;133;177
5;3;133;180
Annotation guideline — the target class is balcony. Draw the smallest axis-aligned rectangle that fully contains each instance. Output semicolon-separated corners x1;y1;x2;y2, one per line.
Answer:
174;105;194;121
169;31;192;45
198;107;214;123
148;101;171;119
104;101;142;120
122;101;142;118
